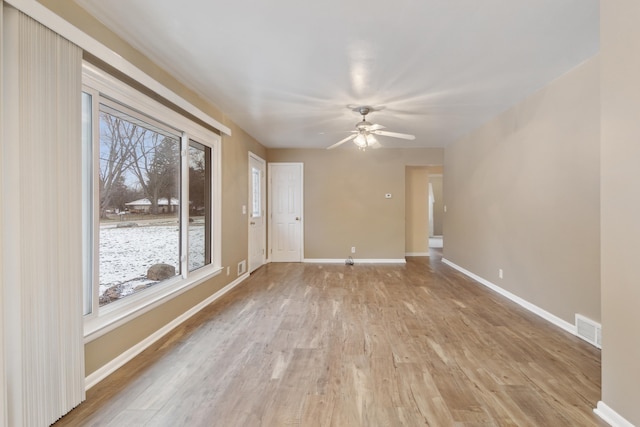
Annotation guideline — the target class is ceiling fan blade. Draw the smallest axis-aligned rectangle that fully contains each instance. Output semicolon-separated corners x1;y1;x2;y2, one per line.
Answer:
368;123;386;131
371;130;416;140
327;134;357;150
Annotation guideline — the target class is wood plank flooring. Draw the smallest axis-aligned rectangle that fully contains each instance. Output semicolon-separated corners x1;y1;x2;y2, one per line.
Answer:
55;251;605;426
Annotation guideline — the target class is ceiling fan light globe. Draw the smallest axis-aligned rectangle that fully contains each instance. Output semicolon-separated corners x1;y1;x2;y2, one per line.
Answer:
354;134;368;148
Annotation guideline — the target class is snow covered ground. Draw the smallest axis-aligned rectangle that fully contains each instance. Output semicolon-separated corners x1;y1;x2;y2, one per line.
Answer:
99;221;205;303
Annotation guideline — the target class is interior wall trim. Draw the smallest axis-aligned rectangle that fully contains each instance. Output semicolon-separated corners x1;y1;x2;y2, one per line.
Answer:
4;0;231;136
304;258;407;264
405;252;430;257
85;272;250;390
441;258;576;336
594;401;636;427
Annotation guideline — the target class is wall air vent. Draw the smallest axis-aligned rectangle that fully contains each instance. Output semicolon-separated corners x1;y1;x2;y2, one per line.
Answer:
575;314;602;348
237;260;247;276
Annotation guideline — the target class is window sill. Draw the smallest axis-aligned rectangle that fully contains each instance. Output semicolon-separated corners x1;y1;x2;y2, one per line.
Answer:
84;266;223;343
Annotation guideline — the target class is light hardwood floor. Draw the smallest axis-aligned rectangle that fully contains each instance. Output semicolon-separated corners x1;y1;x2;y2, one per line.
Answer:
55;251;605;426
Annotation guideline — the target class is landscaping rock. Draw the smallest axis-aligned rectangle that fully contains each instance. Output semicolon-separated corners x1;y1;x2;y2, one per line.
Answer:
99;284;124;305
147;263;176;280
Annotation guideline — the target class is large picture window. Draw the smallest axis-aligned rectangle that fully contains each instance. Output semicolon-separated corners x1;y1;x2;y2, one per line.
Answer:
82;63;221;335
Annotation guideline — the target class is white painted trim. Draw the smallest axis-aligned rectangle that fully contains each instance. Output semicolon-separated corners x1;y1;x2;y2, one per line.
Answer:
405;252;430;257
4;0;231;136
304;258;407;264
441;258;576;335
85;272;249;390
594;401;636;427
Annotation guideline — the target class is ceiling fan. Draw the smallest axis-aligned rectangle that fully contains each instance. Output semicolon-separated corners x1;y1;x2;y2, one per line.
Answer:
327;106;416;150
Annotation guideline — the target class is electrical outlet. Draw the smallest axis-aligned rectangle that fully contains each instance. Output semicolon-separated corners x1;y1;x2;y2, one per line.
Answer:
351;246;356;254
226;266;230;276
498;269;503;279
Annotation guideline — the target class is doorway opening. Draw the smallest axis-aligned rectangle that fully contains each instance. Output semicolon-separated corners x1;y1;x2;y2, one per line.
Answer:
248;153;266;273
428;173;443;249
405;166;443;256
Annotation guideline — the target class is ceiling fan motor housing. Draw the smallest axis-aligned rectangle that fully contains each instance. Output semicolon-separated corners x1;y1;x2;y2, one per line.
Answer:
355;106;373;130
356;120;372;130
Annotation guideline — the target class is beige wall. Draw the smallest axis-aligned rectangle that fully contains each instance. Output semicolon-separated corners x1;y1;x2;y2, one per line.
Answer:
444;55;600;325
601;1;640;424
406;166;429;254
37;0;268;376
429;173;444;236
268;149;443;260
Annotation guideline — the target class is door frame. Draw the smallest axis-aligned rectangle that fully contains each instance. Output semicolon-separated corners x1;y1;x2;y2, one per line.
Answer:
248;152;266;272
268;162;304;262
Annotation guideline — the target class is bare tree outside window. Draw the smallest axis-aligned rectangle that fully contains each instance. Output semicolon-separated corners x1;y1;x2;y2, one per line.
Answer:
188;141;211;271
98;107;181;306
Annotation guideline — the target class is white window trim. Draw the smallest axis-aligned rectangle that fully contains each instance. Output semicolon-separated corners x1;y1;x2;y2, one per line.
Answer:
83;63;222;342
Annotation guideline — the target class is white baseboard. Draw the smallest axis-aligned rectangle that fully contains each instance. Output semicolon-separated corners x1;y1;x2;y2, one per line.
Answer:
595;401;636;427
304;258;407;264
405;252;429;257
441;258;575;336
85;273;250;390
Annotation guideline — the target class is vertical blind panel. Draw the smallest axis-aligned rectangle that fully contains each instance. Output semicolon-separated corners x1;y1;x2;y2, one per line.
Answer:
0;3;5;426
17;10;85;426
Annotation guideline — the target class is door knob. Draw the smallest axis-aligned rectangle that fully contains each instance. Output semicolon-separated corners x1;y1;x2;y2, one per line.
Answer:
250;221;255;225
295;217;300;221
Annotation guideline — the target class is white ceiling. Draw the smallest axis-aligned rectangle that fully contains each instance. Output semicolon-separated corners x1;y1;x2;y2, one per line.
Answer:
75;0;599;149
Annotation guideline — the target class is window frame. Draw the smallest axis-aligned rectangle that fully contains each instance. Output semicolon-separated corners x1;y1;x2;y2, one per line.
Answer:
82;62;222;341
188;140;213;271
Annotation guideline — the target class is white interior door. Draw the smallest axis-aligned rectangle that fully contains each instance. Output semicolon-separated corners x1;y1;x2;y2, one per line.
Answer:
269;163;303;262
248;153;266;273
